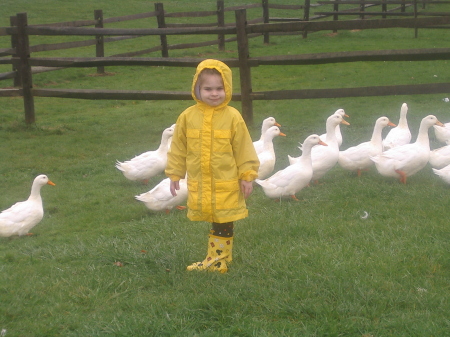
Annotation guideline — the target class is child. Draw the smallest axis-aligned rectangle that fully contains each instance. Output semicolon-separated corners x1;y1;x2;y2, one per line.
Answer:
165;59;260;273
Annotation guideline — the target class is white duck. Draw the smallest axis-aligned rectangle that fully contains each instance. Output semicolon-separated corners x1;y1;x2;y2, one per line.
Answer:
256;126;286;180
433;122;450;145
256;135;327;200
116;124;175;183
339;116;396;176
0;175;55;237
382;103;411;150
135;177;187;213
429;144;450;169
289;113;350;183
253;117;281;155
371;115;444;184
432;164;450;185
319;108;348;148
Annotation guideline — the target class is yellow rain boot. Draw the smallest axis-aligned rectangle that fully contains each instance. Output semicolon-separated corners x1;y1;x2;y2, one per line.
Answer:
187;235;233;273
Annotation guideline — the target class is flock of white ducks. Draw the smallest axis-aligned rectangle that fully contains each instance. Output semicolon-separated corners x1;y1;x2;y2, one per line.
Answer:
256;103;449;200
3;103;449;237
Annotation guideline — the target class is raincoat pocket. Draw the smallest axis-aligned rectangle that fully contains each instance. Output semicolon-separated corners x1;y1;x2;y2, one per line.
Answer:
187;129;200;153
215;179;240;210
213;130;232;153
187;179;199;210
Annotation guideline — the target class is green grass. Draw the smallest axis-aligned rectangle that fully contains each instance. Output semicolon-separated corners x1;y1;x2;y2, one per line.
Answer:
2;1;450;336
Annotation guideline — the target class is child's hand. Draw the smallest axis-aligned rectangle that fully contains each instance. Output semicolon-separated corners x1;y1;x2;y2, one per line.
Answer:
170;180;180;197
240;180;253;199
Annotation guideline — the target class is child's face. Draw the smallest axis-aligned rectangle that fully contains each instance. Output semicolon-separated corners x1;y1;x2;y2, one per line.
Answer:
199;73;225;107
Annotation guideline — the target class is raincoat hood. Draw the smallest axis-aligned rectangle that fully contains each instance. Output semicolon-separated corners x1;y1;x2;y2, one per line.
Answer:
192;59;232;109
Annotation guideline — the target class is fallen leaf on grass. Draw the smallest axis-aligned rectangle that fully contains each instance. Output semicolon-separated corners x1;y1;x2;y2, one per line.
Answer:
113;261;124;267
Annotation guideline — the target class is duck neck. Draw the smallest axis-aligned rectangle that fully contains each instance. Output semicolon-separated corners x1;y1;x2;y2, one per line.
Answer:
398;108;408;128
371;123;384;145
159;135;171;151
416;123;431;147
299;145;313;164
335;124;341;137
325;122;338;143
28;184;43;202
263;134;275;151
260;126;268;141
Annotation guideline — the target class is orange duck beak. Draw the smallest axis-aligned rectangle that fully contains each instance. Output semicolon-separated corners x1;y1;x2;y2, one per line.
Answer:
388;121;396;127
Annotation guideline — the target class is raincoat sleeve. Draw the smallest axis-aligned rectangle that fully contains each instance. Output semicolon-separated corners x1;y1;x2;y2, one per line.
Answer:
232;116;260;181
165;113;187;182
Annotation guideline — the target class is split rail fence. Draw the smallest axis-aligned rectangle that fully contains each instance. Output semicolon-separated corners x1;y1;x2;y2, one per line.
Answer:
0;0;450;124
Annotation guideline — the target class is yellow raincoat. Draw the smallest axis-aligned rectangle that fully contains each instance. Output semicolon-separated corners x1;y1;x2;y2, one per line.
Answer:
165;59;259;223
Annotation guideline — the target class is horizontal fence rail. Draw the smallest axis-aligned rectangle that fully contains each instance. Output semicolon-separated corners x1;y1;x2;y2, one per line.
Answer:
252;83;450;100
3;15;449;37
12;47;450;68
1;1;450;124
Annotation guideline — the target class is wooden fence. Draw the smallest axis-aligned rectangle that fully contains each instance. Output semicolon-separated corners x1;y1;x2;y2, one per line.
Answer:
0;1;310;72
0;1;450;124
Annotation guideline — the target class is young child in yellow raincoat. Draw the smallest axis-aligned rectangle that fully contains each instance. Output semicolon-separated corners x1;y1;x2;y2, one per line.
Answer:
165;59;260;273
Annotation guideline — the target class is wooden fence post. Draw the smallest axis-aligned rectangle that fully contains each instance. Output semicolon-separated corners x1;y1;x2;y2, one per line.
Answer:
9;15;21;87
303;0;311;39
94;9;105;74
155;3;169;57
333;0;339;33
382;0;387;19
235;9;253;125
401;0;406;12
217;0;225;51
262;0;270;44
360;0;366;19
15;13;35;124
414;0;418;38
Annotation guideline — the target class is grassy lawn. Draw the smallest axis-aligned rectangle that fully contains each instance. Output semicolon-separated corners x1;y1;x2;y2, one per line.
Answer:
1;1;450;336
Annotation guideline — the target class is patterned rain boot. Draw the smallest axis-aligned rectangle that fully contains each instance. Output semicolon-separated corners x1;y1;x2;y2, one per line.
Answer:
187;234;233;273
